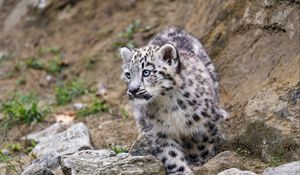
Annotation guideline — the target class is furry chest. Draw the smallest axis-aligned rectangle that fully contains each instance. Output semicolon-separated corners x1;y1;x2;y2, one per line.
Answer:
155;110;192;137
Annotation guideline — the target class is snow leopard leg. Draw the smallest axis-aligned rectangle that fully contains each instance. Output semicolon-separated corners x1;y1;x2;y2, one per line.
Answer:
151;133;194;175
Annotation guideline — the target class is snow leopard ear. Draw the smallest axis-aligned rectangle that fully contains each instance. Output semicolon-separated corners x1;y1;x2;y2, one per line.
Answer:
120;47;133;62
158;44;178;66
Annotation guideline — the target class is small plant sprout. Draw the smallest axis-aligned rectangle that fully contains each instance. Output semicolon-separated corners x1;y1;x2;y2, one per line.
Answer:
0;150;19;174
55;79;88;105
0;92;48;135
76;98;110;117
112;20;141;49
38;47;61;55
111;145;128;154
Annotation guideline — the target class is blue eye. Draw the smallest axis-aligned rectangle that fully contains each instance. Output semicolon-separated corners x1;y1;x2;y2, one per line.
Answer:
143;70;151;77
125;72;131;79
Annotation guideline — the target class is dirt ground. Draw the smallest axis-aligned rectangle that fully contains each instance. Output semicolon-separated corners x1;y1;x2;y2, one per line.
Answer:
0;0;203;149
0;1;148;173
0;0;143;147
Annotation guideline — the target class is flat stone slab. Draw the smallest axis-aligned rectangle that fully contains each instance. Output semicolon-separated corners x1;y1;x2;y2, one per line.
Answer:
217;168;257;175
21;163;54;175
60;150;165;175
263;161;300;175
26;122;92;169
193;151;245;175
24;122;71;142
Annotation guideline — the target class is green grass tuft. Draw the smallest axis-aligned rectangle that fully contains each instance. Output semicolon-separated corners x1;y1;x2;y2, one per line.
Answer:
0;93;48;131
119;20;141;39
0;140;37;174
120;108;129;119
3;140;37;154
112;20;141;49
0;150;19;174
16;76;26;85
38;47;61;55
76;99;110;117
25;57;44;70
46;58;65;74
111;145;128;154
25;57;65;74
55;80;88;105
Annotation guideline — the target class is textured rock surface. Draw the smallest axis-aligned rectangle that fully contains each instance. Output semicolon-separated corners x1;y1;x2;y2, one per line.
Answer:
26;122;92;169
24;122;71;142
21;163;54;175
3;0;37;32
263;161;300;175
3;0;81;32
232;84;300;161
217;168;257;175
60;150;165;175
193;151;245;175
220;1;299;161
185;0;300;162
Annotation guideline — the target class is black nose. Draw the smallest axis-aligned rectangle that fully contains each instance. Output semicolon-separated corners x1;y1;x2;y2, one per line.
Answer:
128;87;139;95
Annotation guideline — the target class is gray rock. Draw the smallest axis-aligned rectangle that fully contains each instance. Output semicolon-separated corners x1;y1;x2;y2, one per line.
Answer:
1;149;10;156
3;0;80;32
186;0;299;162
60;149;165;175
0;51;9;61
62;149;116;162
239;0;298;38
27;122;92;169
36;0;51;9
24;122;71;142
263;161;300;175
32;152;61;169
217;168;257;175
234;86;300;161
193;151;245;175
21;163;54;175
3;0;38;32
73;103;87;110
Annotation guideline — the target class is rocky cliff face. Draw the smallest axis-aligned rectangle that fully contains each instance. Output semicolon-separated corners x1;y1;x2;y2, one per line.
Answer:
185;0;300;162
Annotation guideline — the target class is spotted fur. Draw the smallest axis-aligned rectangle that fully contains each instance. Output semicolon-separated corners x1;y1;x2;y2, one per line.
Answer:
120;27;228;175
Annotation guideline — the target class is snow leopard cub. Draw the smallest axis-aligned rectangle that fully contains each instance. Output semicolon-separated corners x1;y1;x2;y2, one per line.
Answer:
120;27;228;175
